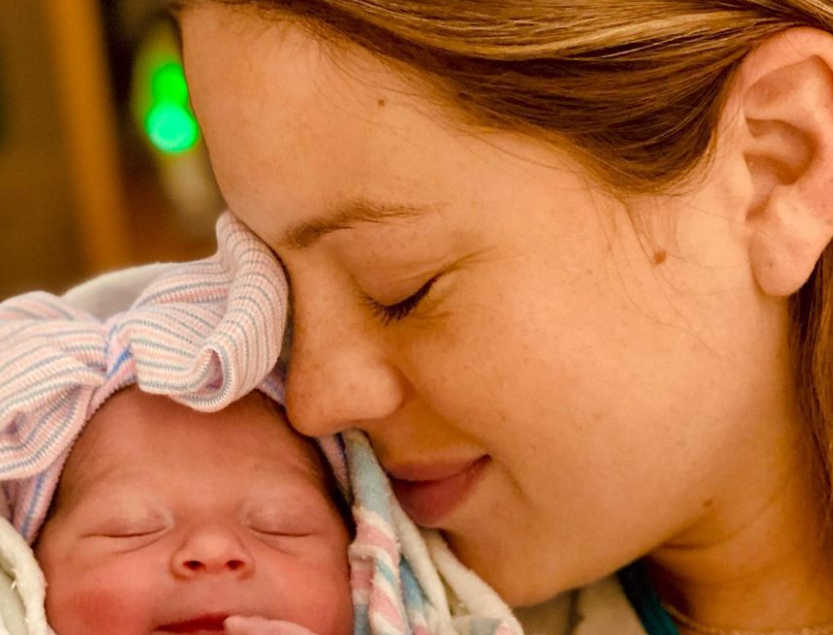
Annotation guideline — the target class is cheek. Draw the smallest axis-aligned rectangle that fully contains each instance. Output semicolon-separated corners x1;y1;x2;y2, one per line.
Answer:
400;245;760;601
43;555;159;635
403;264;583;454
266;549;353;635
407;245;716;475
45;570;157;635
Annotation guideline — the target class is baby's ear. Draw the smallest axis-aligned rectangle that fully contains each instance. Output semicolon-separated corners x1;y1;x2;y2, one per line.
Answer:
732;28;833;297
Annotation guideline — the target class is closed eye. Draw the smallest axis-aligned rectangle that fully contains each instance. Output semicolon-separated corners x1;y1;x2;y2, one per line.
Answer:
362;276;438;325
84;521;168;539
247;515;321;538
90;529;165;539
252;529;315;538
249;521;317;538
82;528;168;552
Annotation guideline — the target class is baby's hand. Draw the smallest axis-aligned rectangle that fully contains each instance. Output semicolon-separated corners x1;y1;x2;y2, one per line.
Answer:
224;616;321;635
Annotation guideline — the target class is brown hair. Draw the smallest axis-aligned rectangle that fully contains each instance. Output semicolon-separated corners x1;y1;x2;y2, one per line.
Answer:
189;0;833;516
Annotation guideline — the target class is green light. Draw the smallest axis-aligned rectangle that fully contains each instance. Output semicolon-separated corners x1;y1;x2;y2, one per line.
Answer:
151;62;190;106
145;103;200;154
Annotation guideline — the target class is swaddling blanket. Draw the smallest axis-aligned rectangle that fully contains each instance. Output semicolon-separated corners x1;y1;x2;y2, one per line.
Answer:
0;213;523;635
325;431;524;635
0;516;50;635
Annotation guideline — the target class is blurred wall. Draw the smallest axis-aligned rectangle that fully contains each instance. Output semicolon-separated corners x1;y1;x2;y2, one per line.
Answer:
0;0;83;298
0;0;219;302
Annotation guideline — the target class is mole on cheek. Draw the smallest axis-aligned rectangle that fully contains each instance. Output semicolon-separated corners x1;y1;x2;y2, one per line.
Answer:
653;249;668;265
377;98;386;108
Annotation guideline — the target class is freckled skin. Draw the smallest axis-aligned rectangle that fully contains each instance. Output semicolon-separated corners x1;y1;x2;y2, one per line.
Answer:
35;389;353;635
179;4;833;617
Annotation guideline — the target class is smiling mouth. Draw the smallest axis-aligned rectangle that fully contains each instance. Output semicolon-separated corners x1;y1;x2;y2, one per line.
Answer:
388;456;491;527
157;615;230;633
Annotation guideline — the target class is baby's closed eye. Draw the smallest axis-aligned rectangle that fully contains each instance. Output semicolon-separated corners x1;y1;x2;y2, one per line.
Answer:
88;523;167;538
245;509;319;537
242;495;337;542
82;508;172;543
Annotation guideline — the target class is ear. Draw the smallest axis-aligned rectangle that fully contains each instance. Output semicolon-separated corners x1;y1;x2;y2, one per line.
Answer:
735;28;833;297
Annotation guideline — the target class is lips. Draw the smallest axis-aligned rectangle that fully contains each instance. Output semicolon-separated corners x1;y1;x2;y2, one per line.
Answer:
157;614;230;633
388;456;490;527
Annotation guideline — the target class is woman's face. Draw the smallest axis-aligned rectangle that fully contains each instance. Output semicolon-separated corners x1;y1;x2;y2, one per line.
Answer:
182;5;797;605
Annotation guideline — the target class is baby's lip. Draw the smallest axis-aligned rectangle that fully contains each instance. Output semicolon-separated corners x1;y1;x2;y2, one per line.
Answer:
157;614;230;632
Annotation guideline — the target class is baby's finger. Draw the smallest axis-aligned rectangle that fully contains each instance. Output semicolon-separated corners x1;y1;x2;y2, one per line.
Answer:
224;616;321;635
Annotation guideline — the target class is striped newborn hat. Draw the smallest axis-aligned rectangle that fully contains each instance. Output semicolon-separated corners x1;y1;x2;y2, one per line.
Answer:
0;213;288;543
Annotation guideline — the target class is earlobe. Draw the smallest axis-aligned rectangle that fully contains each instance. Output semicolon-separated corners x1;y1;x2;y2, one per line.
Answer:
737;28;833;297
748;194;833;297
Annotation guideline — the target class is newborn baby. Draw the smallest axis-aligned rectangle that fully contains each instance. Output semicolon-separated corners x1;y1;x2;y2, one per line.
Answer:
35;387;352;635
0;214;352;635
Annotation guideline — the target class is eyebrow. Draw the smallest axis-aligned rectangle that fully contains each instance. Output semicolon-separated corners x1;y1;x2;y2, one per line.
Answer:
277;199;433;250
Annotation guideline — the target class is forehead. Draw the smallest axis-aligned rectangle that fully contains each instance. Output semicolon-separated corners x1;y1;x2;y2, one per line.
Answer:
61;389;323;499
180;5;493;241
179;4;596;272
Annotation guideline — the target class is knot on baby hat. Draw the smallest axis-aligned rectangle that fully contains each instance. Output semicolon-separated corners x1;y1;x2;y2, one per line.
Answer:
0;213;288;543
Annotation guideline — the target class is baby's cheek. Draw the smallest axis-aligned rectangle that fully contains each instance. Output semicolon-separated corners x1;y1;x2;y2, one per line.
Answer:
45;570;155;635
274;558;353;635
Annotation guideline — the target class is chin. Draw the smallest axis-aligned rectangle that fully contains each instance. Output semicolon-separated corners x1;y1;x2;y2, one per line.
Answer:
445;531;610;608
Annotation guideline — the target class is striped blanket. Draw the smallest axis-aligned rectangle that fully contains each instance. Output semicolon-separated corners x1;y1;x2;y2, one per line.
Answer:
328;430;522;635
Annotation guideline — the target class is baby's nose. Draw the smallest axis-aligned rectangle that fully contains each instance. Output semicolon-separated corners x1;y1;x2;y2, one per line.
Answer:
171;528;254;579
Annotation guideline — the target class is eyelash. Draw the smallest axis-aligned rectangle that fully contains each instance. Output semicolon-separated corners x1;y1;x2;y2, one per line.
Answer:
362;277;438;326
253;528;314;538
95;529;163;539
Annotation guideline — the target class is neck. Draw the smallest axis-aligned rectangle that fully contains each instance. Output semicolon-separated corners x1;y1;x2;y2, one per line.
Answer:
647;428;833;632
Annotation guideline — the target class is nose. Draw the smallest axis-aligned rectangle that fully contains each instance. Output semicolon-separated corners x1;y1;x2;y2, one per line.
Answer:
171;525;254;579
285;293;407;438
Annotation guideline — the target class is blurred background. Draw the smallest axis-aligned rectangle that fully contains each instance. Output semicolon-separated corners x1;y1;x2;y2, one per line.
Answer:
0;0;222;300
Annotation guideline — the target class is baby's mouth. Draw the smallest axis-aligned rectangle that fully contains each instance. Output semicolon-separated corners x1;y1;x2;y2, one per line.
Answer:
157;614;230;633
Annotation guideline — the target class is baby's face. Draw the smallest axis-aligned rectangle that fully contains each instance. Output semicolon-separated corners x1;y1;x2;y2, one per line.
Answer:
35;388;353;635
